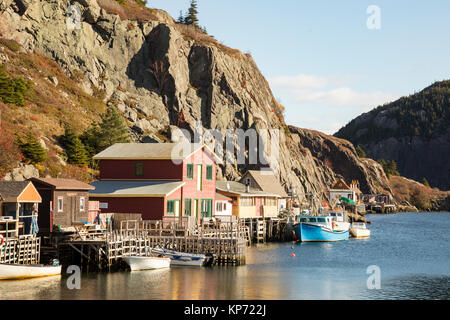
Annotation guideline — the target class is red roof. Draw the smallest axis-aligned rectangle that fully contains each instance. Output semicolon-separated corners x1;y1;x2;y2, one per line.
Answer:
30;178;95;190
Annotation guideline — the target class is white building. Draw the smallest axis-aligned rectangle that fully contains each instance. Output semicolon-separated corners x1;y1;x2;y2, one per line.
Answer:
328;179;362;207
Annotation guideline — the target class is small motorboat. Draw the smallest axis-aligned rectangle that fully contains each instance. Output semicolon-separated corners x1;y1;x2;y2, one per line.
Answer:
293;214;350;242
123;256;170;271
151;247;213;267
0;261;62;280
350;222;371;238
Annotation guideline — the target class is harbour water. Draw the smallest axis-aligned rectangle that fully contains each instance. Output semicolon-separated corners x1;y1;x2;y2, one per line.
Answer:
0;212;449;300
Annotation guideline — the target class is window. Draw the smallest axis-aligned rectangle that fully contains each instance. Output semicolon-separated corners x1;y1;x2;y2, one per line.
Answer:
309;218;317;222
206;165;213;180
185;199;192;216
201;199;213;218
264;197;277;206
135;161;144;177
245;178;251;186
318;218;326;222
216;202;223;212
196;164;203;191
57;197;63;212
80;197;85;211
167;200;175;214
239;197;254;207
187;164;194;179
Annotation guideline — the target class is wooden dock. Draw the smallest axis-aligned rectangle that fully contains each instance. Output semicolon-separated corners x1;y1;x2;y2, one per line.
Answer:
56;218;249;272
0;235;41;264
240;217;294;243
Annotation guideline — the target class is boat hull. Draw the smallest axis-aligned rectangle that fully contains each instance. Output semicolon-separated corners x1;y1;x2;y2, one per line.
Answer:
350;228;371;238
151;248;207;266
123;256;170;271
294;223;349;242
0;263;62;280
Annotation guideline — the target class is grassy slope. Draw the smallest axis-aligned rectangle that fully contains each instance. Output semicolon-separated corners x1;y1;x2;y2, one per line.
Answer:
389;175;450;210
0;39;107;181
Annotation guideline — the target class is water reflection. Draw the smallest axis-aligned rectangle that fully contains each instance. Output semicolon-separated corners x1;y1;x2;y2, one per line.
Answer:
0;213;448;300
0;275;61;300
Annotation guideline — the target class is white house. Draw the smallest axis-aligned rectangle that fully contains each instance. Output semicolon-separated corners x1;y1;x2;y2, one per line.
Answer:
329;179;362;207
214;193;232;218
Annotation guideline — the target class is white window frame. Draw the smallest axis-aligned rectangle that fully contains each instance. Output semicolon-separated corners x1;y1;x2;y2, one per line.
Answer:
57;197;63;212
80;197;85;212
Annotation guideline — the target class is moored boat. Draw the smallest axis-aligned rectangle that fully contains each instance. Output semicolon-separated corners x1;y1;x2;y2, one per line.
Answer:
293;214;350;242
350;222;371;238
151;247;212;266
0;263;62;280
123;256;170;271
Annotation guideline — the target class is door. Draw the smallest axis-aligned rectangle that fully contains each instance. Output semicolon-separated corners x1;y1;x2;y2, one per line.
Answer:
174;200;181;217
70;195;76;224
193;199;199;220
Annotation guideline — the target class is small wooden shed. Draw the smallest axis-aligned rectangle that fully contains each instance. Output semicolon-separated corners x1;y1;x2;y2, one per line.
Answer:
0;181;42;236
29;178;95;233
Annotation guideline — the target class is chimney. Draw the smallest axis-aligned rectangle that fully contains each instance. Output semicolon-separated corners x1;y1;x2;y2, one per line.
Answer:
226;182;230;191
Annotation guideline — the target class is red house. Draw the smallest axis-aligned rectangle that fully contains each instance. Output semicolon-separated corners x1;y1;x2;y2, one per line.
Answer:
89;143;217;221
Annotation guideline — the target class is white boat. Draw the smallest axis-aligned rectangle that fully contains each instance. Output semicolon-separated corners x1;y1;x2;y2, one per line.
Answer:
123;256;170;271
0;263;62;280
350;222;371;238
151;247;212;266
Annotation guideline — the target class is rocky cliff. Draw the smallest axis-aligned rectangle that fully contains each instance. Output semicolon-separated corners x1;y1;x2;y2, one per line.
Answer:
0;0;393;206
335;80;450;191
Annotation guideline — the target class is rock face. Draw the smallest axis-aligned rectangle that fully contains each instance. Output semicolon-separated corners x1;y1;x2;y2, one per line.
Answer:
3;164;39;181
335;80;450;191
288;127;392;196
0;0;393;204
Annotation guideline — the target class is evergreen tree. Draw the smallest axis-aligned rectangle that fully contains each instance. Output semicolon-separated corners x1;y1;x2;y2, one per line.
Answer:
81;105;130;158
0;64;30;106
177;10;185;23
16;132;47;164
422;177;430;187
185;0;199;27
378;159;400;177
355;145;366;158
59;125;90;166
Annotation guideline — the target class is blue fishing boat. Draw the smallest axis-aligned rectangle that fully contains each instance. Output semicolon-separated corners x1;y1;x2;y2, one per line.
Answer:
293;214;349;242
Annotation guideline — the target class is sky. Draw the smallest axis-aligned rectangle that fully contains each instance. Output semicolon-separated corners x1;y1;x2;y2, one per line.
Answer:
148;0;450;134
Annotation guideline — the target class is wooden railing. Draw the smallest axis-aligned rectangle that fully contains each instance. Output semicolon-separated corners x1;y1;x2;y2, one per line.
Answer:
0;235;40;264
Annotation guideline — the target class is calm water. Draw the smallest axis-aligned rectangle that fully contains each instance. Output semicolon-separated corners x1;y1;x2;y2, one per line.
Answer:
1;212;449;300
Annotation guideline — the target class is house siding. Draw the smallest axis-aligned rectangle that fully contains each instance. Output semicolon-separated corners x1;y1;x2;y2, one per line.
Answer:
92;146;217;221
90;196;165;221
52;190;90;229
99;159;183;180
181;149;216;220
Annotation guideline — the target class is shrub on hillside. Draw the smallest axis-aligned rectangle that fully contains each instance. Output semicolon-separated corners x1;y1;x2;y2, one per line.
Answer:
81;105;130;158
378;159;400;177
59;125;90;166
0;64;31;106
16;131;47;164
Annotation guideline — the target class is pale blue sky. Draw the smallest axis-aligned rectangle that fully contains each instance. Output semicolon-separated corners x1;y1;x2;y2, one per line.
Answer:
148;0;450;134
